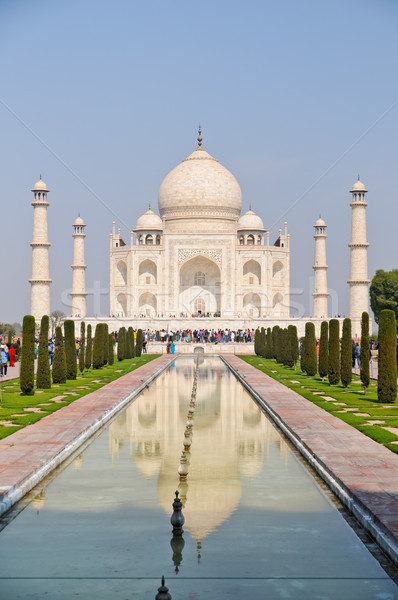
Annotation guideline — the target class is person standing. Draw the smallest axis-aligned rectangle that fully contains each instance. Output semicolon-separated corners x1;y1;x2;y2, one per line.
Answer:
0;345;9;376
8;344;16;367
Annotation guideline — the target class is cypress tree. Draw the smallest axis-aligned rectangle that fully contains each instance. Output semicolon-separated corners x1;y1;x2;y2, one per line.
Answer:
259;327;266;358
20;315;36;394
305;322;317;376
360;312;370;394
79;321;86;374
136;329;143;357
286;325;298;368
254;328;260;356
340;318;352;388
108;334;115;366
52;326;67;384
272;326;278;360
127;327;135;359
123;327;128;358
300;330;308;369
85;324;92;370
103;323;109;365
117;327;125;361
328;319;340;385
318;321;329;380
93;324;104;369
377;309;397;403
267;327;274;358
36;315;51;389
64;320;77;380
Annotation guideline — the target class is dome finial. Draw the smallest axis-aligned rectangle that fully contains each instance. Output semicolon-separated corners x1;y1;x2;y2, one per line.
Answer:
197;124;202;148
40;173;42;180
149;201;151;210
249;202;252;211
358;174;360;181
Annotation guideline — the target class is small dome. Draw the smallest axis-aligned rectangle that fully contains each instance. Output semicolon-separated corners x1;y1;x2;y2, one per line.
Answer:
237;209;265;231
73;216;85;226
315;217;326;227
32;177;48;192
135;208;163;231
351;178;367;192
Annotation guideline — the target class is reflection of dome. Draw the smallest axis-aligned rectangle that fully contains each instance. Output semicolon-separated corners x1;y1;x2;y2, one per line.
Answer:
238;209;265;231
135;208;163;231
351;178;367;192
32;178;48;192
158;146;242;218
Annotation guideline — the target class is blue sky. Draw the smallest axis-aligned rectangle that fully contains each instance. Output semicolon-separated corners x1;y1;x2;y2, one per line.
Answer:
1;0;397;323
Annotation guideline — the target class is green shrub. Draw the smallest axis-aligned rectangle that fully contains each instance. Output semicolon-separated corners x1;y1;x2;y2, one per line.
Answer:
328;319;340;385
266;327;273;359
272;326;279;360
360;312;370;393
52;326;67;384
286;325;298;368
79;322;86;374
377;309;397;403
36;315;51;389
254;328;260;355
318;321;329;380
126;327;132;359
304;322;317;376
300;335;306;373
340;318;352;388
85;324;92;370
103;323;109;365
20;315;36;394
93;324;104;369
136;329;143;357
108;334;115;366
64;320;77;380
117;327;125;361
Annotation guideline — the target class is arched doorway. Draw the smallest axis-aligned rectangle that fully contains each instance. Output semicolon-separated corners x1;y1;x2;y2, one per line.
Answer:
179;256;221;316
139;292;157;316
243;293;261;317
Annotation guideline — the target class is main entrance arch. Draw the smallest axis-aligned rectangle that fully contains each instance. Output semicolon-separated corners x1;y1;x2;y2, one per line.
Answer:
179;256;221;316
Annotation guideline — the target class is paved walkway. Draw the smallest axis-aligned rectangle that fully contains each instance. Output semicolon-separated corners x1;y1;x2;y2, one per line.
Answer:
0;355;174;516
222;355;398;565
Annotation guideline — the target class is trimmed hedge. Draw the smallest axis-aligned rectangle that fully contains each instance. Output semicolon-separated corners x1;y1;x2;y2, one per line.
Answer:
254;328;260;356
304;322;317;376
93;324;104;369
136;329;143;357
318;321;329;380
360;312;370;393
64;320;77;380
85;324;92;370
36;315;51;389
340;318;352;388
287;325;298;368
117;327;125;361
52;326;67;384
108;334;115;366
20;315;36;394
79;321;86;374
328;319;340;385
103;323;109;365
377;309;397;403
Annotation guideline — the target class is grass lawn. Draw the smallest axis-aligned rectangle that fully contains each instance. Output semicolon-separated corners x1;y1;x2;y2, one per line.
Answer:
238;355;398;454
0;355;160;440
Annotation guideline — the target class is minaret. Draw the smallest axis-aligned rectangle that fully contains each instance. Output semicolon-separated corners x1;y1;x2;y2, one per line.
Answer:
30;177;51;319
70;216;87;318
348;177;370;336
312;217;328;319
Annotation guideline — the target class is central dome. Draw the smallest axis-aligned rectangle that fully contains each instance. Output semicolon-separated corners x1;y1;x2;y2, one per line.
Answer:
158;145;242;219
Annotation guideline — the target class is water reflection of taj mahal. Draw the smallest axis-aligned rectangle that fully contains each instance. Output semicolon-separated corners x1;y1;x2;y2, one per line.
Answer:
109;358;291;545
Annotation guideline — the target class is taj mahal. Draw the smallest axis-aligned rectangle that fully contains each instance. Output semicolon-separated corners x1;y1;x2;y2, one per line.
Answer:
29;128;371;338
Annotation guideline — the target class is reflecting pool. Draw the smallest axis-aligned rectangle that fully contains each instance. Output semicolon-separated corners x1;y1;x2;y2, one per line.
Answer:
0;357;397;599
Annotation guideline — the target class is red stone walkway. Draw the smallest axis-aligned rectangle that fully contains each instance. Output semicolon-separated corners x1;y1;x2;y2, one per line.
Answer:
0;355;174;516
222;355;398;566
